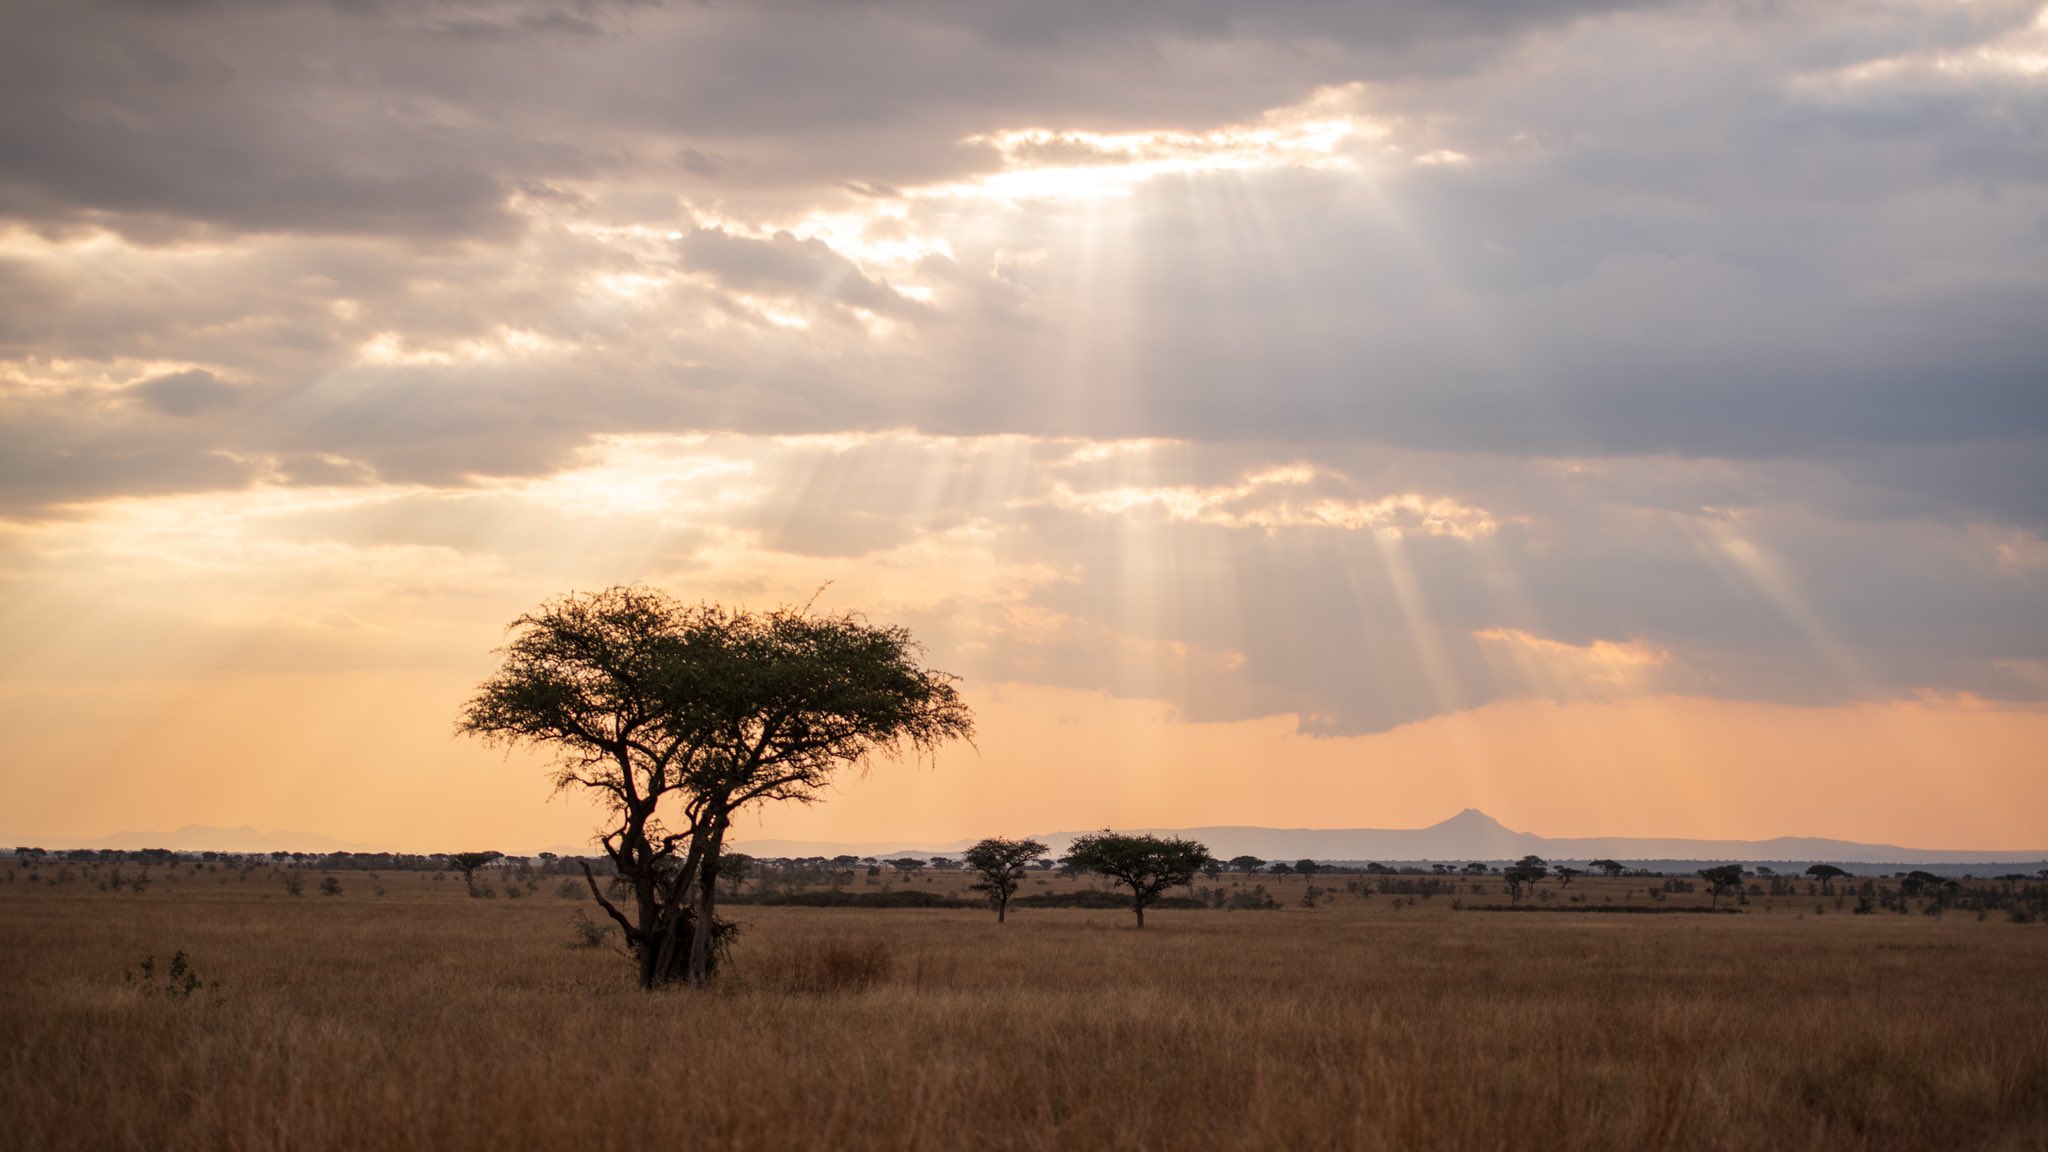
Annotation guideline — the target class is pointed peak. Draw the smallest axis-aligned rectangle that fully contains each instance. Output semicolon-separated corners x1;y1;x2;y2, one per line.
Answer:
1432;808;1509;831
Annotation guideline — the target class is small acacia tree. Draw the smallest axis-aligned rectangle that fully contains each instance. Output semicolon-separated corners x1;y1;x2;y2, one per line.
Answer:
459;586;972;989
1699;864;1746;907
1806;863;1847;893
1061;832;1210;928
963;837;1048;923
448;850;503;897
1228;855;1266;877
1503;856;1548;903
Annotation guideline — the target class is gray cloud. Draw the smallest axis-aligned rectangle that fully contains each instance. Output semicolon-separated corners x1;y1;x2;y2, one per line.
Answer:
1;0;2043;728
681;228;924;319
127;368;242;416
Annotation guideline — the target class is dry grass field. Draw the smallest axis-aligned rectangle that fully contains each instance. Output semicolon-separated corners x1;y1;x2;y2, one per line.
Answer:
2;860;2045;1152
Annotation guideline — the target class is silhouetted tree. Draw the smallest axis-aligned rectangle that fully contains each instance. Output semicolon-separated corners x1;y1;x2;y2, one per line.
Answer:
1269;861;1295;882
448;850;503;896
1900;870;1945;898
1228;855;1267;876
1503;856;1548;903
459;586;972;988
1061;832;1210;928
1805;863;1847;893
1554;866;1583;886
1699;864;1746;907
1294;859;1322;882
962;837;1048;923
1589;859;1625;878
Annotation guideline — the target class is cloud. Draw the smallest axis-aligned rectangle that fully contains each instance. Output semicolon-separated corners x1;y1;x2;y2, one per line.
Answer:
1;1;2043;736
126;369;242;417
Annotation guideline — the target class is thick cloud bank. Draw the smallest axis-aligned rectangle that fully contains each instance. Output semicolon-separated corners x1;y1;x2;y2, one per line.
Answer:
1;0;2043;733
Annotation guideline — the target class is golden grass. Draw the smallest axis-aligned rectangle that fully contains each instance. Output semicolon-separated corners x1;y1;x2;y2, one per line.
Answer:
2;863;2044;1151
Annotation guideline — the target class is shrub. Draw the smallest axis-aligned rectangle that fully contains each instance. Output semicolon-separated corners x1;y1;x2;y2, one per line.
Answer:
568;909;613;949
127;951;220;1001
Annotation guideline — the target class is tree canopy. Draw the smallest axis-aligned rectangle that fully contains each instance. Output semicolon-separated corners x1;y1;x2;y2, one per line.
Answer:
1805;863;1848;892
962;837;1048;923
1060;832;1210;928
458;586;973;987
1503;856;1549;903
1699;864;1746;907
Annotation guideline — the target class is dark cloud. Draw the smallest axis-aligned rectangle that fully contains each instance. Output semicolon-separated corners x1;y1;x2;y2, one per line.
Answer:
0;0;2042;727
127;369;242;416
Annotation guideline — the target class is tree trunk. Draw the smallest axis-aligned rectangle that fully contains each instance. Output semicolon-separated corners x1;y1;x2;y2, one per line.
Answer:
687;816;728;987
1134;901;1145;929
997;898;1006;924
649;905;685;988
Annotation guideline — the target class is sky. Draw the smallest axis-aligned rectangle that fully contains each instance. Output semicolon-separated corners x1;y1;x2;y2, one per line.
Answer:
2;0;2045;854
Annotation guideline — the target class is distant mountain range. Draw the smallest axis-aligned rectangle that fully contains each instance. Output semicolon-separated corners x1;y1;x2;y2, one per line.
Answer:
730;809;2048;868
10;810;2044;868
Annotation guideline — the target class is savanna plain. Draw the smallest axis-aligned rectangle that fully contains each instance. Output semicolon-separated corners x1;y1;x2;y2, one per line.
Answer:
3;859;2045;1152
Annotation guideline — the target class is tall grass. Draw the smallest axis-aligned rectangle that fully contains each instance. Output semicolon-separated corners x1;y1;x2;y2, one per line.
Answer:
1;864;2043;1150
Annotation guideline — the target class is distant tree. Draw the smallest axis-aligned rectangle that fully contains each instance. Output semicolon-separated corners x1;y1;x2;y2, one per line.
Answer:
889;857;927;875
1202;861;1223;881
1228;855;1267;877
448;851;503;897
1269;862;1295;882
1294;859;1322;882
1502;858;1547;903
962;837;1048;923
928;856;959;871
1554;866;1583;887
1061;832;1211;928
1699;864;1746;907
722;853;754;894
1462;862;1489;875
1805;863;1848;893
1589;859;1624;878
458;586;972;989
1900;870;1945;898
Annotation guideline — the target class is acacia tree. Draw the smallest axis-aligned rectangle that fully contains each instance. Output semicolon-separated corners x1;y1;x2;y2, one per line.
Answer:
1503;856;1548;903
1061;832;1210;928
1228;855;1266;877
1806;863;1847;894
963;837;1048;923
1699;864;1746;907
448;850;503;897
458;586;972;989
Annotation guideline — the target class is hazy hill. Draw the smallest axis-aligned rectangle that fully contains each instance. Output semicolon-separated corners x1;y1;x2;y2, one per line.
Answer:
12;810;2043;868
731;809;2048;868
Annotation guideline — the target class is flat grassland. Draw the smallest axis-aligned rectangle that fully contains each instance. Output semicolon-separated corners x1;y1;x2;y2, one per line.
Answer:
2;862;2044;1151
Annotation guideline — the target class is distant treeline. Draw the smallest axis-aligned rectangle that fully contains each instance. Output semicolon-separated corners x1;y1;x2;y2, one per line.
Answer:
6;847;2042;885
